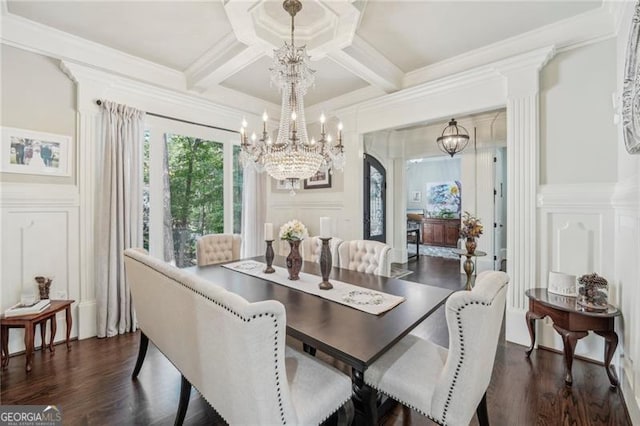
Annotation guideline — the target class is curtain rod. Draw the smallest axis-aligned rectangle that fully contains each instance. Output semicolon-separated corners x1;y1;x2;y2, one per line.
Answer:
95;100;239;134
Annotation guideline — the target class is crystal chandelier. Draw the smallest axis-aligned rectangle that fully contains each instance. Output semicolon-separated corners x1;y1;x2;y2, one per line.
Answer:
239;0;345;183
436;118;469;157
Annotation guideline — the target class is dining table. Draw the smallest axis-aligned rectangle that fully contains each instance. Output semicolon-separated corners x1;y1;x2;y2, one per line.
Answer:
185;255;454;424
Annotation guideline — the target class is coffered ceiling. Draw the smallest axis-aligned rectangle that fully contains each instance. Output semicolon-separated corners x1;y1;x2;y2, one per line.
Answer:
5;0;606;109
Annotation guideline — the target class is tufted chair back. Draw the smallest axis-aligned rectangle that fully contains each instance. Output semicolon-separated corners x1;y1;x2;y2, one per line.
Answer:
364;271;508;425
430;270;509;425
195;234;241;266
302;236;343;264
124;249;298;424
338;240;391;277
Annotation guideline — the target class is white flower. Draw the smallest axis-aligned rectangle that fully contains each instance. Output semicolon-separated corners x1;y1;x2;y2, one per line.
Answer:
279;219;309;241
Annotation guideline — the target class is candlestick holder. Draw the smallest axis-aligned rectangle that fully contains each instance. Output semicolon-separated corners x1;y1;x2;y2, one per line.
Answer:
318;237;333;290
264;240;275;274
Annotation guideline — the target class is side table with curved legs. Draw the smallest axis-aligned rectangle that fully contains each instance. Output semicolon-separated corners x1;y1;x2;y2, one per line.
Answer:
451;249;487;290
524;289;620;387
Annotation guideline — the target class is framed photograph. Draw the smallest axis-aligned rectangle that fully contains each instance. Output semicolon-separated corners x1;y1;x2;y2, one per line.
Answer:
274;178;301;191
1;127;72;176
410;191;421;202
303;170;331;189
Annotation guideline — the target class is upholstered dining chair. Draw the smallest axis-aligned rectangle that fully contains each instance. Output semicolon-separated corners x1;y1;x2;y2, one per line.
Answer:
195;233;241;266
302;236;343;264
338;240;391;277
124;248;354;426
363;270;509;426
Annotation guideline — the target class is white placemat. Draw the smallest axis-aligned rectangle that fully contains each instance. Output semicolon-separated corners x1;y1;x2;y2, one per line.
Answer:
222;260;405;315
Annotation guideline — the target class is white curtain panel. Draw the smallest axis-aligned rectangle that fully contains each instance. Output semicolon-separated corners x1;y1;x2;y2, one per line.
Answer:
241;167;267;258
96;101;145;338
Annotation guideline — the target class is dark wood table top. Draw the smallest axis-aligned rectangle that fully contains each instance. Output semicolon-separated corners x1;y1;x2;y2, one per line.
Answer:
186;256;453;371
1;300;74;324
525;288;620;317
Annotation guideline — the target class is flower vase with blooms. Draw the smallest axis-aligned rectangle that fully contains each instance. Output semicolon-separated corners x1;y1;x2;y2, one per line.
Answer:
459;211;483;254
279;220;309;280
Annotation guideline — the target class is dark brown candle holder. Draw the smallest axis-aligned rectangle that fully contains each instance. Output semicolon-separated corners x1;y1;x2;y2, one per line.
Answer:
264;240;275;274
318;237;333;290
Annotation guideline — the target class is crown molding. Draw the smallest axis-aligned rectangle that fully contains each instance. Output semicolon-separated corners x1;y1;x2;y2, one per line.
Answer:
404;6;614;89
305;85;384;122
0;11;185;90
606;0;634;35
60;60;254;124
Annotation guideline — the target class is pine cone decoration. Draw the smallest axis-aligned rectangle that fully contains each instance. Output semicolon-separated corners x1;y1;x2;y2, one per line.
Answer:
577;273;608;310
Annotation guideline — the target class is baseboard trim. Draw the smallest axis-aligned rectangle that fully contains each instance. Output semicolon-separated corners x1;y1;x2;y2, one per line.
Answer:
78;300;97;339
622;364;640;425
505;307;530;347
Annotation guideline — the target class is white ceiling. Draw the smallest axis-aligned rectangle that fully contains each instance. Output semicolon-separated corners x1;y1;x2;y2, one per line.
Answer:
5;0;603;107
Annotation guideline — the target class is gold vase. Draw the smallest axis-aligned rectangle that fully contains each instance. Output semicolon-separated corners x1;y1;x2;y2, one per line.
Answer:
465;238;476;255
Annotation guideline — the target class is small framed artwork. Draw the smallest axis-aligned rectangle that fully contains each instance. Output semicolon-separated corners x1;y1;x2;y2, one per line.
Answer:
410;191;421;202
274;178;301;191
1;127;72;176
304;170;331;189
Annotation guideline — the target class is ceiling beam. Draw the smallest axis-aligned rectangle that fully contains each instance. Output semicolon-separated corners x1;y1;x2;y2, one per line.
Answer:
327;35;403;93
184;33;266;92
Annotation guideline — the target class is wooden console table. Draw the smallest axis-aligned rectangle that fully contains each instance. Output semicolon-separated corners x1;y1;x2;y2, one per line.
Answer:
421;217;460;247
524;289;620;387
1;299;74;372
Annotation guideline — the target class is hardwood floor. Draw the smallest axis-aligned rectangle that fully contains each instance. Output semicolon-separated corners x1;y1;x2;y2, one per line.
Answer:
0;254;632;425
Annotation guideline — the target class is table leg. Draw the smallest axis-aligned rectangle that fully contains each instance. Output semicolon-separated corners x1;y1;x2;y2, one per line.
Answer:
525;311;544;357
49;315;57;353
463;256;474;291
553;325;587;386
24;321;34;372
351;368;378;426
65;305;72;351
595;330;620;387
1;325;9;369
39;321;46;352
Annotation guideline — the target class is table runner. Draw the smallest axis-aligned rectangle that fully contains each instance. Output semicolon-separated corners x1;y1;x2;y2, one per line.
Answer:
222;260;405;315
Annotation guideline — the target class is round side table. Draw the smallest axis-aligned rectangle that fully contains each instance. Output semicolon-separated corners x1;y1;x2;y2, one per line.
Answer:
451;249;487;290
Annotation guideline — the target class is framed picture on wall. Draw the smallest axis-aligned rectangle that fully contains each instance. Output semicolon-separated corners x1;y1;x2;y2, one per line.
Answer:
1;127;72;177
303;170;331;189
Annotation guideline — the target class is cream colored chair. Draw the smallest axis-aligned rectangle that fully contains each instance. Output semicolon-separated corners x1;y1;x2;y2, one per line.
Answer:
124;249;354;425
364;271;510;426
302;236;343;265
195;234;241;266
337;240;391;276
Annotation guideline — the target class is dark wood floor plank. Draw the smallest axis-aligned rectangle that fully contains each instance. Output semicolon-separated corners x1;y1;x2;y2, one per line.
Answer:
1;254;632;425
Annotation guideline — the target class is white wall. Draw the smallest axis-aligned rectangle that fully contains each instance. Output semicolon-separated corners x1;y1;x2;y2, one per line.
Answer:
540;39;618;185
0;46;80;353
1;45;76;185
612;2;640;422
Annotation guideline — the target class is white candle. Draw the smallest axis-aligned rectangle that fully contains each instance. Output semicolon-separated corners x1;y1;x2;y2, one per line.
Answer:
264;223;273;241
319;217;331;239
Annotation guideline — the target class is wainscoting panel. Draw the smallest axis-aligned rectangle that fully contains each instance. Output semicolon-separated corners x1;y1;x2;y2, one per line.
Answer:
1;184;80;355
537;184;616;362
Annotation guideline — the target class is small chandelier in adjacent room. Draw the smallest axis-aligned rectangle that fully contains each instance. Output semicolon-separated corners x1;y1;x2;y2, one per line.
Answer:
239;0;345;184
436;118;469;157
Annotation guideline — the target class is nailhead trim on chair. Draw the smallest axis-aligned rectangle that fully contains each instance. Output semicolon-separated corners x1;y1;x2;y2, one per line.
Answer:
366;299;493;426
125;253;288;424
439;300;489;425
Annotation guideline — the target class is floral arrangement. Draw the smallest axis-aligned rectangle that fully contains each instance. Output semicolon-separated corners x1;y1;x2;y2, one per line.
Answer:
279;219;309;241
459;211;483;239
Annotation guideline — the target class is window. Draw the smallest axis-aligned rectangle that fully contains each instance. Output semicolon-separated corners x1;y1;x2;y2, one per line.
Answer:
144;117;241;267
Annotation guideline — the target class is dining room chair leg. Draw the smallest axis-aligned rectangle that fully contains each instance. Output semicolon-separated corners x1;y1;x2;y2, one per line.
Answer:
476;391;489;426
131;332;149;379
336;399;355;426
175;374;192;426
